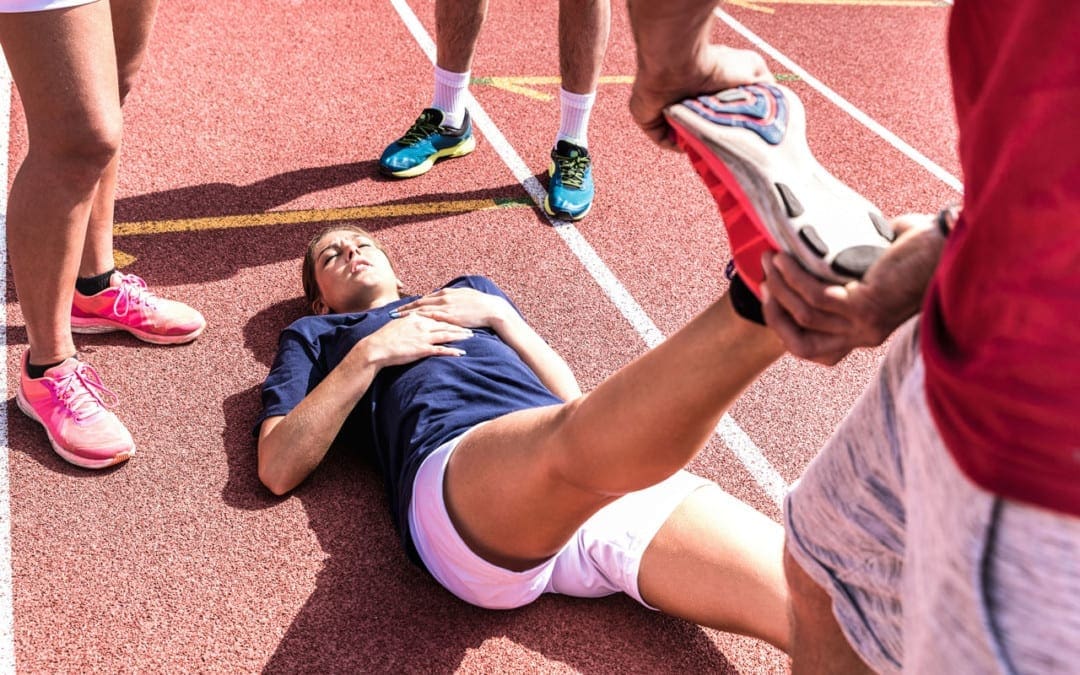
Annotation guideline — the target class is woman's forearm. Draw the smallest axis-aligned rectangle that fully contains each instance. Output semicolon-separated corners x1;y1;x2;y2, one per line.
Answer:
257;345;381;495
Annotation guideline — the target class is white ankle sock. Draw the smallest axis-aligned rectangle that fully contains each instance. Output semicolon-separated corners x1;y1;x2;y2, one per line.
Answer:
432;66;470;129
556;88;596;148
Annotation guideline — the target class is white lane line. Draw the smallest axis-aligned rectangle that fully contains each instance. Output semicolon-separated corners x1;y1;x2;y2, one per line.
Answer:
0;56;17;674
389;0;791;507
714;6;964;194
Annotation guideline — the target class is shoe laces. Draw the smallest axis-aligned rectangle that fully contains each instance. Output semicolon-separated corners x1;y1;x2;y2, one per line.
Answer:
112;273;161;317
47;362;119;423
552;148;591;189
398;111;442;147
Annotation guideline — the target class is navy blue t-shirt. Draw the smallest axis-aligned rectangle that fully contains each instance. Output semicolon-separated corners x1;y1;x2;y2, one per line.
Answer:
255;276;564;563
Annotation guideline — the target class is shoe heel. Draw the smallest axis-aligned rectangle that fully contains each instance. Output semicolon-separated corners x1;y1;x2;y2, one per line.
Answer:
14;387;42;425
446;135;476;159
678;130;778;297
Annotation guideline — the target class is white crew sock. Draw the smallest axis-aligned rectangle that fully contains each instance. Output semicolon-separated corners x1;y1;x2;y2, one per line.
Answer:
556;88;596;148
431;66;470;129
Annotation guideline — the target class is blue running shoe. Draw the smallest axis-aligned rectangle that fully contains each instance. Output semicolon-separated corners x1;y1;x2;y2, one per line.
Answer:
544;140;594;221
379;108;476;178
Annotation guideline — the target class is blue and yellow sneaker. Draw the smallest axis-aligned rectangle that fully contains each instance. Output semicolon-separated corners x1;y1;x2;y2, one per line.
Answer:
544;140;594;221
379;108;476;178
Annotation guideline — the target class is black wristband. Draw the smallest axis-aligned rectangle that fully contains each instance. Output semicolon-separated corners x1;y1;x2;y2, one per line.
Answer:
725;260;765;325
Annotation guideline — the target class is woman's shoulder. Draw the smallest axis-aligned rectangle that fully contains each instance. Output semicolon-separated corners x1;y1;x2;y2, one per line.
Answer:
282;312;338;335
443;274;503;294
279;312;371;343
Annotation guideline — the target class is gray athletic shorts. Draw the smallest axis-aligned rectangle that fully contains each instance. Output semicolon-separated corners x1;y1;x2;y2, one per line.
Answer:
409;429;710;610
785;318;1080;674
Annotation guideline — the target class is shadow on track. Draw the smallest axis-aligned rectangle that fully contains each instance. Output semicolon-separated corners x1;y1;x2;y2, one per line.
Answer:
110;161;541;288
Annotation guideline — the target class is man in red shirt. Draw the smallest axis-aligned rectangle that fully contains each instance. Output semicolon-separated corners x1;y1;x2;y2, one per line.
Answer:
628;0;1079;671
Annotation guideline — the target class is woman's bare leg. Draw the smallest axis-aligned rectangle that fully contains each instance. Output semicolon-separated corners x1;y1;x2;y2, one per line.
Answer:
638;485;789;652
445;294;785;568
0;3;121;365
80;0;160;278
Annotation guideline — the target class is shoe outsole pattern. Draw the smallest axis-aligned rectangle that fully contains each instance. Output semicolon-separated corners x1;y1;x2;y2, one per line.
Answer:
15;388;134;469
380;135;477;179
665;83;892;296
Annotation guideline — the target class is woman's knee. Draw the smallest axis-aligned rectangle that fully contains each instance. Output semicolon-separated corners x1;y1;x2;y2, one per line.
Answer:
28;110;122;182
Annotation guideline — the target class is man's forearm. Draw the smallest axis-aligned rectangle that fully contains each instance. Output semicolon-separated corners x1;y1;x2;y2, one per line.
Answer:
627;0;717;78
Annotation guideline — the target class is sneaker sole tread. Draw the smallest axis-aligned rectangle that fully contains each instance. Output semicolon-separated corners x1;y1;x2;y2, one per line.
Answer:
665;84;890;294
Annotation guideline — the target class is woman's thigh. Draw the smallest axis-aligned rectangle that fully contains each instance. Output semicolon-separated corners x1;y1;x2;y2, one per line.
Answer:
0;1;120;145
636;483;788;648
442;405;618;572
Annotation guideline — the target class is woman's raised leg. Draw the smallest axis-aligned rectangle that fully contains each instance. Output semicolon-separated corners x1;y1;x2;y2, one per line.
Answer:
444;294;785;569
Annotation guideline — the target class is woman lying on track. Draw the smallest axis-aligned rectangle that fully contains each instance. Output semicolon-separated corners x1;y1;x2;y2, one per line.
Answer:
255;224;790;649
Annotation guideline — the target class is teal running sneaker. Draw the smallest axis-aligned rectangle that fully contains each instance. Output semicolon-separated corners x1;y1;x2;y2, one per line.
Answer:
379;108;476;178
544;140;594;221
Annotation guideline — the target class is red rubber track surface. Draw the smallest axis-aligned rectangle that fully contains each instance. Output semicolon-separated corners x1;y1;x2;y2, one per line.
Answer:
4;1;957;671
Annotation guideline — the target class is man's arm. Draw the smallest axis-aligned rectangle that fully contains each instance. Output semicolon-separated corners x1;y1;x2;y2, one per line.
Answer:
627;0;773;148
257;315;474;495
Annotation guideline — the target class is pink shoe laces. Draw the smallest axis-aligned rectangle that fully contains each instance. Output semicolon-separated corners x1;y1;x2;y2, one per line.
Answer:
45;362;120;424
110;273;162;317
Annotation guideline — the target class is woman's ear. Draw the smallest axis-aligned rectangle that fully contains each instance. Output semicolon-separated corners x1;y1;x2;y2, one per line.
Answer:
312;298;329;315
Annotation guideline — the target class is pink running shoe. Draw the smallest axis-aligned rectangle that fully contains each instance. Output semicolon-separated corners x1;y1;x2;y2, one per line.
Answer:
16;354;135;469
664;83;894;297
71;272;206;344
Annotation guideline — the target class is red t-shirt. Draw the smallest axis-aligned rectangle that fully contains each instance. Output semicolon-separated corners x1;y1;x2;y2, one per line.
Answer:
921;1;1080;515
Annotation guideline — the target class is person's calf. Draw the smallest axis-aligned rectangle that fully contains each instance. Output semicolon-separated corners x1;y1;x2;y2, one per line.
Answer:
784;546;873;674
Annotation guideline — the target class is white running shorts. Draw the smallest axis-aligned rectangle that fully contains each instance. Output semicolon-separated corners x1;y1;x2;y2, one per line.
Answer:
409;430;711;610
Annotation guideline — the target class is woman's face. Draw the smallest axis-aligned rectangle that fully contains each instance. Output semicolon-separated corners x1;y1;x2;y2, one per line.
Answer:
310;229;401;314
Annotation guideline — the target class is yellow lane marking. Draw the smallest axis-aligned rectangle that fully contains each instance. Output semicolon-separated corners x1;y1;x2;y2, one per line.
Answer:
113;197;534;237
111;196;534;266
473;75;634;101
474;73;801;100
113;250;137;269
